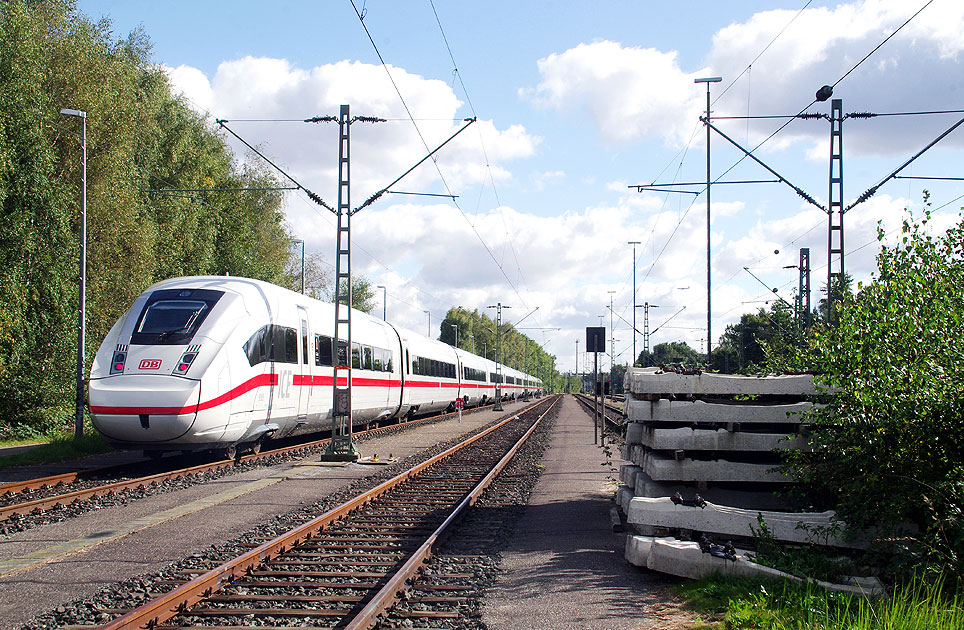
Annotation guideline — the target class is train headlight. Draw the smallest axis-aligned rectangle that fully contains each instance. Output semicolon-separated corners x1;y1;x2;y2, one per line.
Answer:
173;352;198;375
110;352;126;375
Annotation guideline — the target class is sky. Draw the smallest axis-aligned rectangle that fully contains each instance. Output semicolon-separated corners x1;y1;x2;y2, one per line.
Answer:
77;0;964;373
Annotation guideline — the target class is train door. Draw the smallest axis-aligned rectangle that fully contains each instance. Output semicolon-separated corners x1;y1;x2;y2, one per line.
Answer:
297;306;311;422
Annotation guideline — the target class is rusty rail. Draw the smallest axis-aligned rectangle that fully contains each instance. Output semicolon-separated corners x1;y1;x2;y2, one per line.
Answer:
0;401;498;522
95;396;555;630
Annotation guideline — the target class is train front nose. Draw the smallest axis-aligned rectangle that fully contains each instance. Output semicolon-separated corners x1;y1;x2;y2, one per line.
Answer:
89;375;202;445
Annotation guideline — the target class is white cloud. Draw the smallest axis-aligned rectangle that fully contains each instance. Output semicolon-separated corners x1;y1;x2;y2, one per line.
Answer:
707;0;964;154
523;2;964;155
163;57;540;200
523;40;706;145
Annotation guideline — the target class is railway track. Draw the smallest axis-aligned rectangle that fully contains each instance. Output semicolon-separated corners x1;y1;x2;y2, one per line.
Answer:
0;401;503;529
573;392;626;434
76;395;558;630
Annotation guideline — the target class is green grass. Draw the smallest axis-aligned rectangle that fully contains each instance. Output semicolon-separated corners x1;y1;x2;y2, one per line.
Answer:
676;575;964;629
0;430;115;470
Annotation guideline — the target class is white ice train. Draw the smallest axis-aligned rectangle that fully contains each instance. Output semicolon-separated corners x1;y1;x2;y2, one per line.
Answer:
89;276;543;457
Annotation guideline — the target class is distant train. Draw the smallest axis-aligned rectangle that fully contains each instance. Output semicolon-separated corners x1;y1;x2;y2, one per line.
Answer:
88;276;542;458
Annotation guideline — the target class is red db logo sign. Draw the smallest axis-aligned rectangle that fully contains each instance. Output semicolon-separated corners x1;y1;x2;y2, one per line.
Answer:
139;359;162;370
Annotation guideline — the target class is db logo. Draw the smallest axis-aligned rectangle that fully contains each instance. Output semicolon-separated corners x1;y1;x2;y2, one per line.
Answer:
138;359;162;370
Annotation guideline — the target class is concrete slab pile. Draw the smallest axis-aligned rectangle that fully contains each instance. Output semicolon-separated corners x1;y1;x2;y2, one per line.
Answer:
620;367;816;510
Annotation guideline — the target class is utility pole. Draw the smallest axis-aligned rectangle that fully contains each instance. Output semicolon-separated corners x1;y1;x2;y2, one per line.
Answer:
575;339;579;393
326;104;359;461
695;76;722;364
608;291;616;403
486;303;510;411
827;98;845;324
797;247;811;328
636;301;660;358
377;284;386;320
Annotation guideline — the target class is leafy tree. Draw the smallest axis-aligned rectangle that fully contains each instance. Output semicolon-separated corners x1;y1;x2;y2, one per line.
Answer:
438;307;560;384
0;0;76;435
782;208;964;582
610;363;627;394
816;271;854;324
0;1;292;436
710;301;798;373
637;341;702;368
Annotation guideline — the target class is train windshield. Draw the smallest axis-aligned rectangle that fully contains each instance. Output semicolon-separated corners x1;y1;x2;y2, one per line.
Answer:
130;289;223;345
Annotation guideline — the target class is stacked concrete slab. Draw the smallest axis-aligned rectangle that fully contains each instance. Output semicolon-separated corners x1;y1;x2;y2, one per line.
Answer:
619;367;816;512
617;368;881;591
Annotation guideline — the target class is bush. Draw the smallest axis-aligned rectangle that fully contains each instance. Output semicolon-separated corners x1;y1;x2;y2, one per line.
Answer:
780;204;964;583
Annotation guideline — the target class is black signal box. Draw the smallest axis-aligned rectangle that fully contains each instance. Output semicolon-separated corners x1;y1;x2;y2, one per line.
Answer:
585;327;606;353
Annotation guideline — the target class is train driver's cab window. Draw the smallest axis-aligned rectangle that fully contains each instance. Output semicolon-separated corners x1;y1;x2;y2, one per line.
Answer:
131;288;223;345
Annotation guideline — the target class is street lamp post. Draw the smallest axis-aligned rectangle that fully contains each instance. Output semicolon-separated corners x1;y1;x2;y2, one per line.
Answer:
446;322;458;347
376;285;386;320
60;107;87;439
695;76;722;364
292;239;305;294
628;240;640;364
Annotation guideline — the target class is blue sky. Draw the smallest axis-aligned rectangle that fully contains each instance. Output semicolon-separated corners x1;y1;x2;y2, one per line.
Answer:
78;0;964;371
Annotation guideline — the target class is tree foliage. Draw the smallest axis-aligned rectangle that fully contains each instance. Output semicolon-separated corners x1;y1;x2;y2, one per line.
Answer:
636;340;703;368
439;307;558;385
709;301;799;373
782;207;964;582
0;1;291;437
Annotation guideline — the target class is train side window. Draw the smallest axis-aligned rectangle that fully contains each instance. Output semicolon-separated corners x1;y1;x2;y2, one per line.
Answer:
363;346;373;370
405;350;410;374
336;341;348;366
372;348;383;372
269;326;285;363
285;327;298;363
351;343;361;369
386;350;393;372
301;321;309;365
244;326;267;367
315;335;333;367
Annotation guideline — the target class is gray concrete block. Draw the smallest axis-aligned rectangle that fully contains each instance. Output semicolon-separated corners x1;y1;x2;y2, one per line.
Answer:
625;535;882;595
637;426;804;452
626;421;644;444
627;369;816;396
627;398;814;424
619;464;642;487
617;486;634;513
626;497;862;548
637;451;787;483
630;471;789;510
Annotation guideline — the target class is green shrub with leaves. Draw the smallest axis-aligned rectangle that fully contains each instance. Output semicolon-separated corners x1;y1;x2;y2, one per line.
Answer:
780;204;964;583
